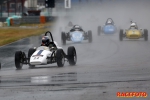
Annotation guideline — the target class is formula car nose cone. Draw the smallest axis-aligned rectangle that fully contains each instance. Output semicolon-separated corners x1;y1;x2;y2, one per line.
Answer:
71;31;84;42
103;25;116;34
30;50;51;65
127;30;141;39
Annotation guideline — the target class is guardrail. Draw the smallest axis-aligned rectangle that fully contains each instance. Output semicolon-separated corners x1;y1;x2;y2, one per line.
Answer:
21;16;40;24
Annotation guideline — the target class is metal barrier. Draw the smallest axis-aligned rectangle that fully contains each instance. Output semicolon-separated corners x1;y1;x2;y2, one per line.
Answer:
0;16;57;26
0;17;7;22
21;16;40;24
13;18;21;25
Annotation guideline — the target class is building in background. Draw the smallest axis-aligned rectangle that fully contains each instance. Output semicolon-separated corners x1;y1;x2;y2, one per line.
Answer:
0;0;98;17
0;0;44;17
1;0;25;12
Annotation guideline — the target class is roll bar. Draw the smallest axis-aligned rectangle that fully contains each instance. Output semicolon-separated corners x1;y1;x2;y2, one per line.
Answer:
44;31;54;42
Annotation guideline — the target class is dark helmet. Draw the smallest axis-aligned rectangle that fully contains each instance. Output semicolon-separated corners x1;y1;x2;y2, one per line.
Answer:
68;21;73;27
42;36;50;46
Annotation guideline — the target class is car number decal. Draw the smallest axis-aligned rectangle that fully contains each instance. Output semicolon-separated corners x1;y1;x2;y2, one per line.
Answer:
37;50;43;55
34;56;39;59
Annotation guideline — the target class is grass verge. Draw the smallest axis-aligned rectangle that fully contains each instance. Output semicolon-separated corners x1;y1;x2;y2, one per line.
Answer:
0;28;47;46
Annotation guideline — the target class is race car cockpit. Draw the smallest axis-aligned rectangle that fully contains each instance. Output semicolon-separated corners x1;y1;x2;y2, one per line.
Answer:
70;25;83;32
105;18;114;25
129;21;138;29
41;32;57;50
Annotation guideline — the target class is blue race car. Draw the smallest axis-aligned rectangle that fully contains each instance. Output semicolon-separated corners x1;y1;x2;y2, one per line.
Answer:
61;25;92;45
98;18;117;35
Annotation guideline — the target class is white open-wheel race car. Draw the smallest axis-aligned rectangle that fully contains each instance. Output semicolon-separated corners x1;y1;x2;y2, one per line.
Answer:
15;31;77;69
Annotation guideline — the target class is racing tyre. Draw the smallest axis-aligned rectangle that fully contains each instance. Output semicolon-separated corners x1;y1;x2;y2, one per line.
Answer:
15;51;23;69
61;32;66;45
98;26;101;36
88;30;92;43
56;49;65;67
144;29;148;41
67;46;77;66
119;29;123;41
28;48;36;68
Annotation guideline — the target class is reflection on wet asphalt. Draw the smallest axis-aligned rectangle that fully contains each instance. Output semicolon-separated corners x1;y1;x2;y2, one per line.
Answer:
51;72;77;82
31;72;77;84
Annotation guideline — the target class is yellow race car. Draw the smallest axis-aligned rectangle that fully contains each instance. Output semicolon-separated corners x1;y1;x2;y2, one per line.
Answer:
119;27;148;41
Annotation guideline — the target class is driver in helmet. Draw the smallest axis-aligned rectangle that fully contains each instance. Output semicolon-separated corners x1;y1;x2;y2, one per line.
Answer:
41;36;57;50
130;21;138;29
107;20;112;24
41;36;50;46
106;18;114;25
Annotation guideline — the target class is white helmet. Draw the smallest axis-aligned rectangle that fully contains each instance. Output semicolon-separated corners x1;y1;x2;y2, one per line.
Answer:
130;23;136;27
107;20;112;24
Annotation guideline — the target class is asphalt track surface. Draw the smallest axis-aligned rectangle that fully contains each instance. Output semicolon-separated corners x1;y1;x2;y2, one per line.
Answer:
0;0;150;100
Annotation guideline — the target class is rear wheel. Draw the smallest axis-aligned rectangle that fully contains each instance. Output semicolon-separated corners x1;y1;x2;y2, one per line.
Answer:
28;48;36;68
15;51;23;69
56;49;65;67
61;32;66;45
119;29;123;41
144;29;148;41
98;26;101;36
67;46;77;66
88;30;92;43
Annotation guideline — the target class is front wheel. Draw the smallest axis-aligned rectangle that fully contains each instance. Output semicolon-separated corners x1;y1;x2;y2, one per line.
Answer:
98;26;101;36
28;48;36;68
56;49;65;67
67;46;77;66
119;29;124;41
144;29;148;41
15;51;23;69
61;32;66;45
88;30;92;43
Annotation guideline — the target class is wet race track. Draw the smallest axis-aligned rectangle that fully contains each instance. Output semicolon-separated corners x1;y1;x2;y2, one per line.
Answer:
1;0;150;100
